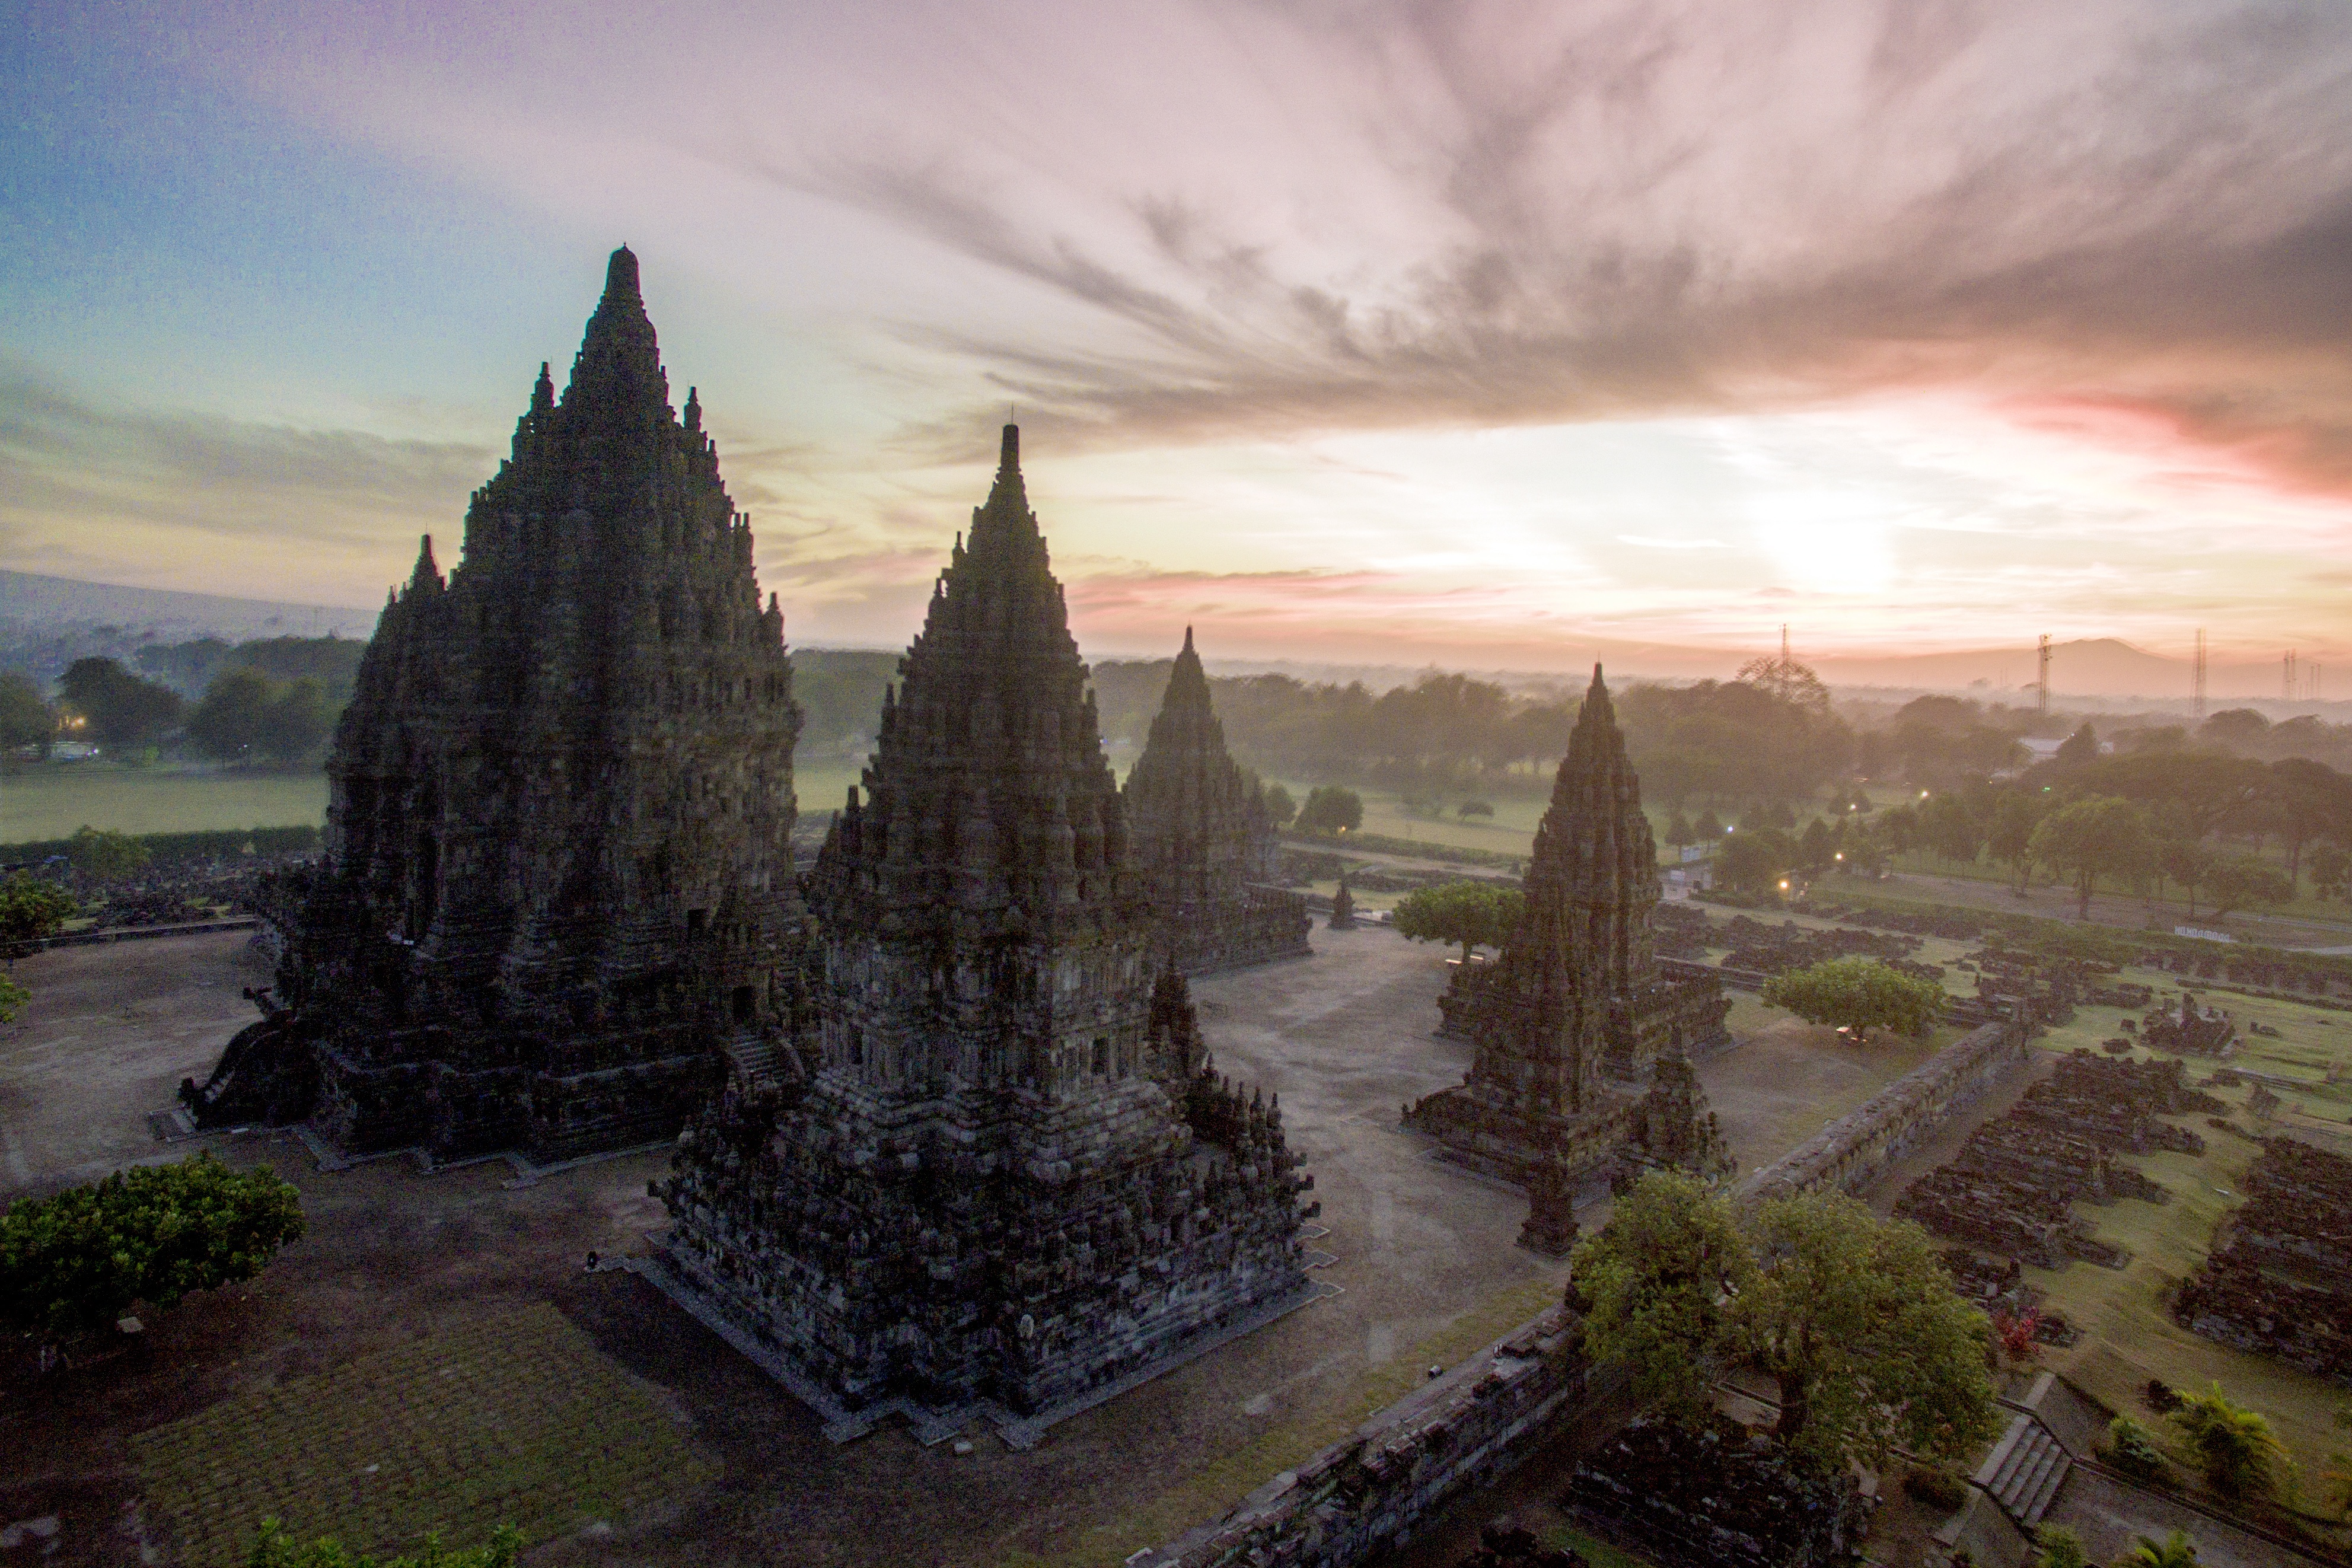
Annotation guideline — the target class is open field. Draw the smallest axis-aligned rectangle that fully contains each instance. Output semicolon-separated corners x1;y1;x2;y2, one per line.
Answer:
1;765;329;843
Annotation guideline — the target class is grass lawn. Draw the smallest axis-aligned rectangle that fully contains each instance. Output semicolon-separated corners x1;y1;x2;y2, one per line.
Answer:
131;1301;712;1568
1;764;329;843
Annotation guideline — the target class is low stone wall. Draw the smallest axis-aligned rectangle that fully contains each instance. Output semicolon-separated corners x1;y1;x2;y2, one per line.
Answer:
1139;1017;2035;1568
1140;1309;1607;1568
1736;1016;2034;1210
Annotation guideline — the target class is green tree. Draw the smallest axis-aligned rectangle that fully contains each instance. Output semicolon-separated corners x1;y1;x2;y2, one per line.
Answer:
245;1519;522;1568
0;872;77;945
2055;722;2100;767
1762;956;1945;1042
0;973;26;1024
1716;827;1794;893
1798;817;1834;871
2310;843;2351;906
1693;808;1724;840
2204;855;2293;922
0;670;55;764
1739;1191;1999;1469
1987;791;2045;894
1573;1174;1997;1474
2170;1382;2293;1501
1392;881;1522;964
261;676;332;764
1260;783;1297;830
0;1152;304;1341
2029;795;2153;919
57;656;184;754
1918;792;1984;865
2160;837;2216;918
66;826;152;882
1665;810;1693;848
1296;785;1363;836
1456;799;1493;820
1570;1170;1754;1425
2116;1529;2201;1567
188;667;278;763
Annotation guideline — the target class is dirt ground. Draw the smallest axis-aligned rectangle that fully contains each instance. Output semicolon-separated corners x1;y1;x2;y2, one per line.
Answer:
0;927;1955;1568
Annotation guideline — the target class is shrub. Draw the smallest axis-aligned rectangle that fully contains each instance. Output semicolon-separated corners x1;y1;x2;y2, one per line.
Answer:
2034;1524;2088;1568
2104;1416;2171;1485
0;1152;304;1341
1902;1464;1969;1510
2170;1382;2292;1501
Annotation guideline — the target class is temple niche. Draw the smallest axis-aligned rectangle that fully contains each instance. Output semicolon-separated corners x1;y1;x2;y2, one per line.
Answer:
1121;629;1312;974
657;427;1314;1433
1406;668;1729;1185
181;248;807;1163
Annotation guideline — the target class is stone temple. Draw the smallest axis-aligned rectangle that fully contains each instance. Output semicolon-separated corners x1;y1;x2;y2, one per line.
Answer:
655;427;1314;1433
183;248;807;1162
1406;667;1729;1184
1122;629;1311;975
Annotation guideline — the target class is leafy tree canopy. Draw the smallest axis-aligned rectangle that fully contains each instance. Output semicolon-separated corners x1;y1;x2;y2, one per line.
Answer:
57;656;183;753
1260;783;1297;830
1761;956;1945;1042
0;973;26;1025
0;671;55;759
0;1152;305;1340
1392;880;1522;963
1572;1173;1997;1473
1295;785;1363;836
2029;794;2154;919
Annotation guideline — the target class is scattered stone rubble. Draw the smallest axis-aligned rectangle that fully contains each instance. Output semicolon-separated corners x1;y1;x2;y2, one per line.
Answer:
2140;992;2238;1056
1562;1417;1869;1568
1895;1051;2213;1269
2176;1136;2352;1384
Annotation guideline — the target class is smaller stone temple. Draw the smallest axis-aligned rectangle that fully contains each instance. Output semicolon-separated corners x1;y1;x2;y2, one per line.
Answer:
655;428;1314;1435
1121;629;1310;974
1406;668;1728;1185
1613;1043;1735;1190
180;248;807;1162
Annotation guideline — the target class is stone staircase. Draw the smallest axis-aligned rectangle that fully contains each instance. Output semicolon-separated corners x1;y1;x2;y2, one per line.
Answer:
721;1029;787;1090
1972;1411;2072;1526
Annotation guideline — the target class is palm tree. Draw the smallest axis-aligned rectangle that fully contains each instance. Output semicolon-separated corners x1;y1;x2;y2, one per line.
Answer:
2171;1382;2292;1500
2118;1529;2200;1567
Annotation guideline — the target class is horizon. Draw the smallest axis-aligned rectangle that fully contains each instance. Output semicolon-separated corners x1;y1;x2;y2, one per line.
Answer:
7;1;2350;676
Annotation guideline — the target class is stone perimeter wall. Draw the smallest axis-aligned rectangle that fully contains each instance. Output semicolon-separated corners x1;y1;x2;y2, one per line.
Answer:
1137;1016;2037;1568
1735;1016;2034;1210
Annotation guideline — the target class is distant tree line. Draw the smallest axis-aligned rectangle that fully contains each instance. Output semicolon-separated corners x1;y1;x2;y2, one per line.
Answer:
1;635;364;770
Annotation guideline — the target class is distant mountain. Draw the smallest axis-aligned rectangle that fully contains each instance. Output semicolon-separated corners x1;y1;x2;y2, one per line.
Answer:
0;571;379;643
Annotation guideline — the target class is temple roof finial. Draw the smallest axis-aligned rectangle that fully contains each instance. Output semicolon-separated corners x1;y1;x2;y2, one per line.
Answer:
1000;422;1019;474
605;245;640;302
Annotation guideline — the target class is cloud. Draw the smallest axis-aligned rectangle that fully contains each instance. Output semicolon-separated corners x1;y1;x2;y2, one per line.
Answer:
0;364;493;602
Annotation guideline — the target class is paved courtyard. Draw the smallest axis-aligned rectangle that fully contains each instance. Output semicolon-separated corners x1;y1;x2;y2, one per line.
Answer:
0;926;1951;1567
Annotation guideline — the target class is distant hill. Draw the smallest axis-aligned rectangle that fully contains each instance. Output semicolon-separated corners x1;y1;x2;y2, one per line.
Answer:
0;571;379;643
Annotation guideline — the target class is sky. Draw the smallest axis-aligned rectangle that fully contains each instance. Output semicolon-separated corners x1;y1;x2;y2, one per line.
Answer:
5;0;2351;693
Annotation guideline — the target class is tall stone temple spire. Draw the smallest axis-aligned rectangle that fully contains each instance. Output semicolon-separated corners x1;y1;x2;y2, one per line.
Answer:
1406;666;1727;1184
1121;627;1309;974
183;247;807;1162
659;426;1315;1433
